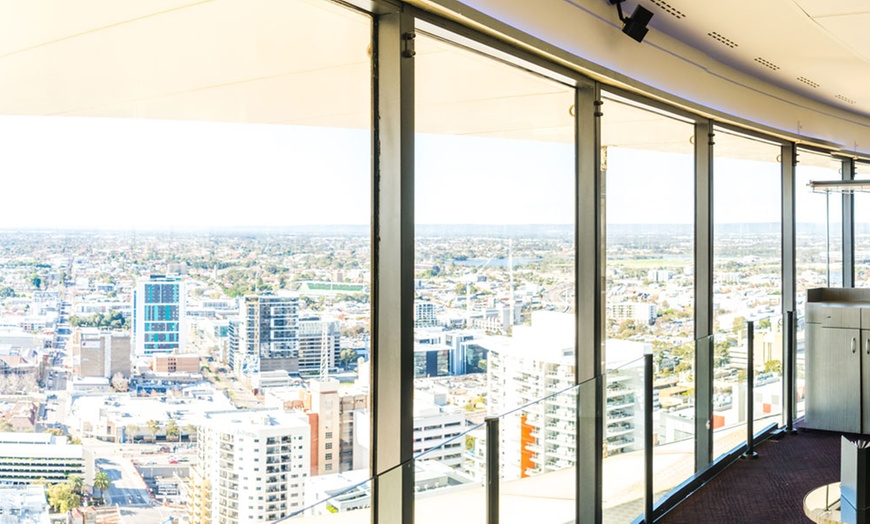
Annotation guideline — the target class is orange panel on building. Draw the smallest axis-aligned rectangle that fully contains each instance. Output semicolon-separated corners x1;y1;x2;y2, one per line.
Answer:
520;414;534;478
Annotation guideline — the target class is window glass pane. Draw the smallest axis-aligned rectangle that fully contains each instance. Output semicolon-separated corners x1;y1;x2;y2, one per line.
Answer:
414;32;575;522
712;129;782;458
1;1;371;521
853;162;870;288
796;151;844;420
601;94;695;513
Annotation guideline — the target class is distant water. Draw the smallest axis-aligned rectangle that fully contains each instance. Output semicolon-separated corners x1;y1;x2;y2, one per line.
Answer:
454;257;543;267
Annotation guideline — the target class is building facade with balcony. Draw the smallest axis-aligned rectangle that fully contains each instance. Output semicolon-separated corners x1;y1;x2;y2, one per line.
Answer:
190;409;310;524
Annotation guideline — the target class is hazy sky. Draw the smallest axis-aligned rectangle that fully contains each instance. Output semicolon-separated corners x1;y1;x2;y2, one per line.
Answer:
0;115;838;229
0;115;370;229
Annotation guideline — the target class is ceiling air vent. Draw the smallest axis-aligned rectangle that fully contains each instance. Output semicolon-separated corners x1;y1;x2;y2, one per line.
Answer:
754;57;780;71
648;0;685;19
835;94;857;105
707;32;737;48
797;76;820;88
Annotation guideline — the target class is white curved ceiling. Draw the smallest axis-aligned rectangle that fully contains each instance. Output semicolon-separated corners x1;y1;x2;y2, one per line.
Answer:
3;0;870;156
639;0;870;118
419;0;870;154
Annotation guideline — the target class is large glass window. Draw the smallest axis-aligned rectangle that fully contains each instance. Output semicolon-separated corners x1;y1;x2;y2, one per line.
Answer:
795;151;844;420
1;1;371;521
414;31;576;521
853;162;870;288
600;94;695;515
712;129;783;458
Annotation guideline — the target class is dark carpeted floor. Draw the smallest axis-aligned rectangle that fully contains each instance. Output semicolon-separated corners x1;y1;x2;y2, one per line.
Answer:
658;428;849;523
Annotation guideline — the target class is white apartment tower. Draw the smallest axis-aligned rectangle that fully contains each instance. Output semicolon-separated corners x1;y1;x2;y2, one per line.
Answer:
132;275;186;358
189;410;311;524
483;312;645;479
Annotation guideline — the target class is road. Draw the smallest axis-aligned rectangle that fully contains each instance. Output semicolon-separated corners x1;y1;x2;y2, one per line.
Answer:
544;282;574;312
88;441;188;524
95;454;151;507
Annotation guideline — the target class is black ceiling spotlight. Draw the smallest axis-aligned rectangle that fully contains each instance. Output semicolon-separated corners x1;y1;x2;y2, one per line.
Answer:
609;0;654;43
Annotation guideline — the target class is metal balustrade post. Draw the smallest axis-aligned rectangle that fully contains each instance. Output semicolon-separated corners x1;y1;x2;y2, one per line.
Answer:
743;320;759;459
644;351;654;523
785;310;797;434
486;416;499;524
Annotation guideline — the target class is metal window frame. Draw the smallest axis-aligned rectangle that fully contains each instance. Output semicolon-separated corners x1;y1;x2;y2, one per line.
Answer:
371;4;416;523
694;119;715;471
356;0;835;522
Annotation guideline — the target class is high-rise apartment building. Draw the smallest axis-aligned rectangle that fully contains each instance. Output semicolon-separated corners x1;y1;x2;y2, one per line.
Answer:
189;409;311;524
414;301;438;328
483;312;645;479
609;302;658;325
297;317;340;374
132;275;185;358
305;379;368;475
69;328;131;378
229;295;299;377
353;389;465;472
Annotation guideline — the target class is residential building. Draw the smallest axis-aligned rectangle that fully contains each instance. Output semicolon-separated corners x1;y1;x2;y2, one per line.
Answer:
609;302;658;325
189;409;310;524
353;390;465;471
414;301;438;328
132;275;185;358
484;312;645;478
151;353;200;374
229;295;299;377
304;379;369;475
69;328;131;379
2;402;37;432
296;317;340;374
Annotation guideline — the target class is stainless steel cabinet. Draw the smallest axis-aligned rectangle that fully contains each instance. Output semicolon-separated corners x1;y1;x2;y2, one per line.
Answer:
806;303;868;432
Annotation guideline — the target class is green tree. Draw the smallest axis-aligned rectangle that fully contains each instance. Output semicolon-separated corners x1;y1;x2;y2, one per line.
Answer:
165;419;180;441
47;482;80;513
93;471;111;502
67;474;83;496
0;287;15;298
146;419;161;441
29;274;42;290
764;359;782;375
111;372;129;392
182;424;196;441
340;348;359;368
